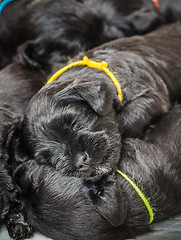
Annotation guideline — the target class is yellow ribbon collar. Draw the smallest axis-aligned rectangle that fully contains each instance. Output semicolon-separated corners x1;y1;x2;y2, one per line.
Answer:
46;56;123;102
116;169;154;224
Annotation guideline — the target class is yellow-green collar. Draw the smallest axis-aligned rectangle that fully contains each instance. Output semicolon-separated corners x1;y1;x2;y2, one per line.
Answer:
46;56;123;102
116;169;154;224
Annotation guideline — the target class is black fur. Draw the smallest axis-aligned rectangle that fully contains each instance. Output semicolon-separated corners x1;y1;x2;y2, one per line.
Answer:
0;63;46;239
82;0;181;36
0;0;122;71
1;0;181;72
0;63;46;114
14;104;181;240
14;24;181;179
88;104;181;233
14;161;131;240
0;105;33;240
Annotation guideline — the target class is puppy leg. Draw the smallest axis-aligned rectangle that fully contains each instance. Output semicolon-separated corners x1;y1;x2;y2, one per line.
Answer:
4;185;33;240
0;164;33;240
5;208;33;240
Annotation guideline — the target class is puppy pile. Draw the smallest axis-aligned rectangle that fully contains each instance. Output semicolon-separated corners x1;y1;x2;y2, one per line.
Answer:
0;0;181;240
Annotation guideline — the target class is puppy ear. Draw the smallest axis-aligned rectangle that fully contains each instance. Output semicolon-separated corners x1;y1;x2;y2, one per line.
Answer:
127;7;162;33
84;177;126;227
16;38;67;72
74;81;114;115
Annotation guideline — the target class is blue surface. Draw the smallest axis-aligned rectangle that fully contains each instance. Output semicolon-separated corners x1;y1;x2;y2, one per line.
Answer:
0;0;14;13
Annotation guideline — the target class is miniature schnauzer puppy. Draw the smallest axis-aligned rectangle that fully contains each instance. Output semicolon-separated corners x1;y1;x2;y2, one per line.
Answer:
14;104;181;240
0;0;122;71
14;24;181;179
13;0;181;72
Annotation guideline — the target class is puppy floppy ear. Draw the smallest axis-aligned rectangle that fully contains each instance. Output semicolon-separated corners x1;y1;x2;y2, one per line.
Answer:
74;81;114;115
16;38;67;72
84;176;126;227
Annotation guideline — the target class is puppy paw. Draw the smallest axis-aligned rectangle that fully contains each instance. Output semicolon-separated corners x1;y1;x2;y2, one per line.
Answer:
6;213;33;240
1;204;10;219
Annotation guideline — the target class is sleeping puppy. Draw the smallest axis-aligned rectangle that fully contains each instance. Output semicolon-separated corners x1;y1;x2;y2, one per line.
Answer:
14;104;181;240
14;161;130;240
14;23;181;179
86;103;181;236
82;0;181;33
7;0;181;73
0;63;46;239
13;0;181;72
0;0;122;71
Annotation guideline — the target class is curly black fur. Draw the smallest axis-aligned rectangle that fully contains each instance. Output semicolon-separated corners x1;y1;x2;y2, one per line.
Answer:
0;63;46;239
0;0;122;71
14;104;181;240
14;24;181;179
1;0;181;72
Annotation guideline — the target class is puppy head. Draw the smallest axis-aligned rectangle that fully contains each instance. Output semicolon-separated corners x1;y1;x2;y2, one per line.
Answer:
14;75;121;178
15;0;122;71
15;161;130;240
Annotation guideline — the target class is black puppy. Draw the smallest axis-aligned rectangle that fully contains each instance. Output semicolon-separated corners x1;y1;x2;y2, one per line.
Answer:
0;0;122;71
82;0;181;36
14;24;181;179
87;103;181;237
0;63;46;239
16;0;181;72
14;104;181;240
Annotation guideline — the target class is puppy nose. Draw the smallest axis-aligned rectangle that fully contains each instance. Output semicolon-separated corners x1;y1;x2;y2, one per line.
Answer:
76;152;89;170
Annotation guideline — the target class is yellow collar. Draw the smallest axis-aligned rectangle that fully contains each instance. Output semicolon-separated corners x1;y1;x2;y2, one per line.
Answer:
46;56;123;102
116;169;154;224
